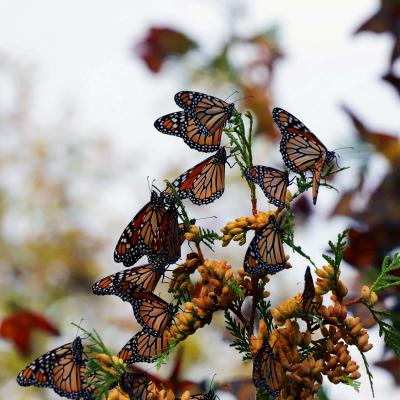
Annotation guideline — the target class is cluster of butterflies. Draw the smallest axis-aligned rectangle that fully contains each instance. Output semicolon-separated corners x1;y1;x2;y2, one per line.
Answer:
16;90;334;399
253;267;316;399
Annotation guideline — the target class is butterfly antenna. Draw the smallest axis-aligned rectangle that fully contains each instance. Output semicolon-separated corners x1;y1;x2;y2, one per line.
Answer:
232;94;254;103
147;176;158;193
333;146;354;152
210;373;218;390
72;319;86;339
225;90;239;102
193;215;218;221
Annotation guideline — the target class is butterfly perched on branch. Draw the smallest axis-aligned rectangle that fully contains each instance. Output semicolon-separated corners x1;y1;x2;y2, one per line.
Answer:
253;339;282;399
166;147;228;205
273;107;336;205
118;371;149;400
154;91;235;152
16;337;94;399
244;215;287;275
92;263;164;298
114;191;186;267
244;166;289;208
119;327;171;364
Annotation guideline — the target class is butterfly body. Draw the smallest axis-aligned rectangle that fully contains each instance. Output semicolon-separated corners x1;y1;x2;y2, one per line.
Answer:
114;191;183;267
273;107;336;204
244;166;289;208
244;215;286;275
17;337;93;399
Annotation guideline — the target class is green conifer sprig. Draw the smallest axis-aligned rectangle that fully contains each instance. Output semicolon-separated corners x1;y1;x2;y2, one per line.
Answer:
197;227;221;251
364;304;400;358
322;229;349;275
281;209;316;267
224;110;257;204
359;351;374;397
72;325;125;400
370;254;400;292
224;310;252;361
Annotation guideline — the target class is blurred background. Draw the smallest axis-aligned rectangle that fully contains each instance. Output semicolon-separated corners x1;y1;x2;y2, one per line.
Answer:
1;0;400;398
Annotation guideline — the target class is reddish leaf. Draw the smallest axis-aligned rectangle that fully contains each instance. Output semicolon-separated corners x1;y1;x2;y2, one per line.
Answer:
375;357;400;385
355;1;400;65
0;310;59;355
135;27;197;73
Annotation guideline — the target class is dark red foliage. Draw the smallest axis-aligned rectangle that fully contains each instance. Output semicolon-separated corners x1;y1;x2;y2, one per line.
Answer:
355;0;400;65
0;310;59;355
135;27;197;73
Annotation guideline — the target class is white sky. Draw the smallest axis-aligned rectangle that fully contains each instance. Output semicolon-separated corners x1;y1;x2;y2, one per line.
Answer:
1;0;399;398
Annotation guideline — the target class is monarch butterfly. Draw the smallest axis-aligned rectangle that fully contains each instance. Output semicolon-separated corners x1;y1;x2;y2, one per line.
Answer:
174;91;235;135
244;166;289;208
16;337;94;399
301;266;316;315
244;215;286;275
119;328;171;364
154;111;223;153
118;371;148;400
253;340;282;399
92;263;164;300
114;191;180;267
129;291;174;336
272;107;336;204
166;147;227;205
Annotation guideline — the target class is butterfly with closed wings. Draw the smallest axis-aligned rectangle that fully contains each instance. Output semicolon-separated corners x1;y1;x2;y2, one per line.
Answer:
114;191;186;268
244;215;287;276
118;371;148;400
244;166;289;208
154;91;235;153
16;336;94;399
273;107;336;205
166;147;227;205
119;327;171;364
253;339;282;400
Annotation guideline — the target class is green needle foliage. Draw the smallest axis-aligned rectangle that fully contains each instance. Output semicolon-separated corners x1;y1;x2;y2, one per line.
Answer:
370;253;400;292
364;304;400;358
73;325;125;400
281;208;316;267
322;229;349;275
224;110;257;204
224;310;252;361
197;227;222;251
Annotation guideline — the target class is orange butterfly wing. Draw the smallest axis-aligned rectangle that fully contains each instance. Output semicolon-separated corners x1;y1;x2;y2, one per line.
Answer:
154;111;222;153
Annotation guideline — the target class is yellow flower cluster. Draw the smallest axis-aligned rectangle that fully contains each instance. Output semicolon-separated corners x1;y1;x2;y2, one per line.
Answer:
94;353;129;400
361;285;378;306
183;224;200;242
170;252;202;292
250;319;269;355
168;259;242;342
146;382;192;400
315;264;348;300
271;297;301;326
106;388;129;400
220;211;275;247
